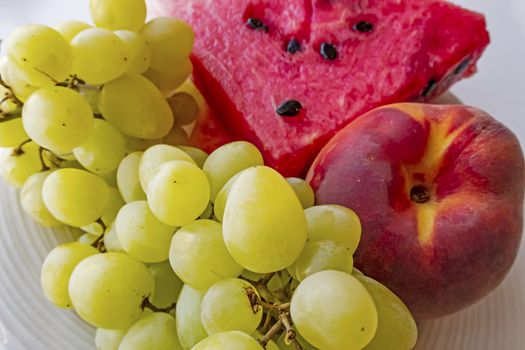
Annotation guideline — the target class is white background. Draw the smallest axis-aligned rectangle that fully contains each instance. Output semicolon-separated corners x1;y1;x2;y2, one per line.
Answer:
0;1;524;350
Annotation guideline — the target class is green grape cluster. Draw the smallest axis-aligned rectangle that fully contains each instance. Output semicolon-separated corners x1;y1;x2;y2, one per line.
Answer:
0;0;418;349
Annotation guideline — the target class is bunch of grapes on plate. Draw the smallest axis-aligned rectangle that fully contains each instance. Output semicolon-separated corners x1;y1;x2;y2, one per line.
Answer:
0;0;418;349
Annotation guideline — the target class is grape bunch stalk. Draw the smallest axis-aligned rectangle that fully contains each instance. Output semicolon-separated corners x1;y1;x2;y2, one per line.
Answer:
0;0;419;349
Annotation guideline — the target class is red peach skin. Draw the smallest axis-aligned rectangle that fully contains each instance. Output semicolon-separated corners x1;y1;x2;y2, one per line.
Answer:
307;104;524;319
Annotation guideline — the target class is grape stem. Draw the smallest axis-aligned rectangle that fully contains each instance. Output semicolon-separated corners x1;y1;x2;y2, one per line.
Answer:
141;297;177;314
0;74;23;107
279;311;296;344
12;139;31;156
90;219;107;252
38;147;50;171
259;319;282;347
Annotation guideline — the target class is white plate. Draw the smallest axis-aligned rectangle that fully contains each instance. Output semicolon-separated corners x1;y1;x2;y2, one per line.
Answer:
0;1;524;349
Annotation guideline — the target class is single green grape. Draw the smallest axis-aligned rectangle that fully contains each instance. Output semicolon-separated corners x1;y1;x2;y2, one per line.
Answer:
116;201;175;263
54;20;91;42
354;274;418;350
163;125;189;146
305;204;362;254
290;270;378;350
138;144;195;192
0;118;29;148
103;222;125;253
78;233;98;245
223;166;307;273
144;59;193;97
201;278;263;335
22;86;94;153
117;152;147;203
42;168;110;227
203;141;264;202
81;187;125;235
125;136;163;153
169;220;242;291
71;28;128;84
140;18;194;71
176;285;208;349
148;261;183;309
176;146;208;168
0;57;39;102
118;312;183;350
286;177;315;209
192;331;263;350
4;24;73;86
68;252;154;329
168;91;200;126
95;328;126;350
0;142;42;188
89;0;146;32
73;119;126;174
114;30;151;74
213;172;243;222
40;242;99;308
294;240;354;281
99;73;174;139
147;160;210;227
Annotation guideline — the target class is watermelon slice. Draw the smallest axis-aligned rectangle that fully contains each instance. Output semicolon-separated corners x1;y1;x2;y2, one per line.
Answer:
152;0;489;176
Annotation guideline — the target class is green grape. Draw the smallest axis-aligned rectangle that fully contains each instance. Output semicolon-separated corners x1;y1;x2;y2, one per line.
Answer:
286;177;315;209
305;205;361;254
4;24;73;86
276;332;318;350
192;331;263;350
352;267;364;276
176;146;208;169
354;274;418;350
117;152;147;203
42;168;110;227
168;91;199;126
115;201;175;263
99;170;118;187
118;313;183;350
213;172;242;222
68;252;154;329
22;86;93;153
0;118;29;148
114;30;151;74
169;220;242;291
293;240;354;281
90;0;146;32
163;125;189;146
223;166;307;273
176;285;208;349
149;261;183;308
139;144;195;191
144;59;192;97
54;20;91;42
99;73;174;139
95;328;126;350
78;233;98;245
140;18;194;71
40;242;98;308
0;57;39;102
73;119;126;174
104;222;125;253
147;160;210;227
78;84;100;114
0;141;42;188
71;28;128;84
175;79;205;108
252;331;280;350
201;278;262;335
81;187;125;235
290;270;378;350
125;136;163;152
203;141;264;202
199;202;213;220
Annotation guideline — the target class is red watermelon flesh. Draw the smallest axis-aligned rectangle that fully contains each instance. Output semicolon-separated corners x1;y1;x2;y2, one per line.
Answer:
153;0;489;176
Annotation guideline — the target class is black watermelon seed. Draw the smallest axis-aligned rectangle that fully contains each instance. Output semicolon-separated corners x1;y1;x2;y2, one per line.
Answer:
246;18;268;32
276;100;302;117
320;43;337;60
353;21;374;33
454;57;471;75
287;38;301;54
422;79;437;98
